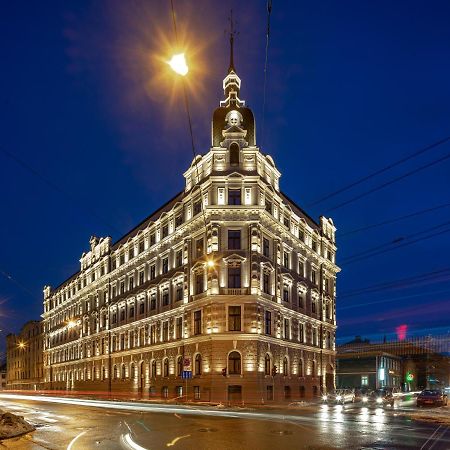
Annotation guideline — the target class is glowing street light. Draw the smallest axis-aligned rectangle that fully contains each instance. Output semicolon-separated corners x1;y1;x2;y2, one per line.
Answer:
18;342;25;349
206;259;215;268
168;53;188;76
67;320;76;329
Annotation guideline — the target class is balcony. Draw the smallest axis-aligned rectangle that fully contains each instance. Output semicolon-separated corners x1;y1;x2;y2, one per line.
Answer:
219;288;249;296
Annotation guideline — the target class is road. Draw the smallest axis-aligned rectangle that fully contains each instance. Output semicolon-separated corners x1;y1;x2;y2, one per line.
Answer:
0;394;448;449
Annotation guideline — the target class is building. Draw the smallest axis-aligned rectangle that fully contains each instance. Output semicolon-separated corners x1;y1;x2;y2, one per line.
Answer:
41;43;340;404
6;320;44;390
0;362;6;390
337;335;450;391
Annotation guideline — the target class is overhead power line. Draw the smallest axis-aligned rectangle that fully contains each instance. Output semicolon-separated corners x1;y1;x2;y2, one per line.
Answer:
307;135;450;208
325;150;450;213
0;268;40;301
338;202;450;238
339;268;450;298
261;0;273;147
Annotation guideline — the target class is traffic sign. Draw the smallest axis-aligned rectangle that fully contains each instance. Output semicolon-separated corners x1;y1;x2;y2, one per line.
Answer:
182;370;192;379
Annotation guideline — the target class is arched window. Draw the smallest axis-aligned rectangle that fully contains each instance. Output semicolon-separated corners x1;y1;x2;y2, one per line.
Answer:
229;143;240;166
264;354;271;376
194;354;202;375
151;360;157;378
177;356;183;377
228;351;241;375
298;359;304;377
122;364;126;379
163;358;169;377
283;357;289;376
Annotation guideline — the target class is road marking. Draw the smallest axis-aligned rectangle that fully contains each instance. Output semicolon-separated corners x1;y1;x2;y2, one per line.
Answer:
174;413;182;419
428;426;448;450
121;432;148;450
136;420;150;431
420;425;442;450
167;435;190;447
67;430;88;450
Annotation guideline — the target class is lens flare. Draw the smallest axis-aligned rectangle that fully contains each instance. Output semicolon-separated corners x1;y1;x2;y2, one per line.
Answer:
168;53;188;76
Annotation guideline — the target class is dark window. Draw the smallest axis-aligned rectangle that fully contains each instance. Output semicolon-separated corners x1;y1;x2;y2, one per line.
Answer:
112;313;117;324
228;266;241;289
265;354;271;376
162;289;169;306
263;238;270;257
228;351;241;374
162;224;169;238
229;143;240;166
129;247;134;260
312;240;318;252
299;229;305;242
162;258;169;274
150;265;156;280
298;261;304;277
176;317;182;339
175;214;183;229
228;306;241;331
284;319;290;339
195;273;204;295
150;325;156;344
112;286;117;298
177;356;183;376
120;281;125;294
298;292;304;308
163;358;169;377
129;306;135;318
139;240;144;253
228;189;241;205
194;386;200;400
283;285;289;302
299;323;304;343
176;284;183;301
129;277;134;290
265;311;272;335
265;200;272;214
263;273;270;294
194;354;202;375
150;233;156;246
312;299;317;314
195;238;204;258
228;230;241;249
120;309;125;321
162;321;169;341
194;310;202;335
176;250;183;267
193;200;202;216
139;302;144;315
284;217;290;228
283;252;289;269
311;270;316;285
284;385;291;398
150;294;156;310
139;271;145;285
120;254;125;265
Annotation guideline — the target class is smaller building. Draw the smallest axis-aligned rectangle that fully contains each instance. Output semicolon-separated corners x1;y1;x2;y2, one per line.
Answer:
0;362;6;390
6;320;44;390
336;350;402;390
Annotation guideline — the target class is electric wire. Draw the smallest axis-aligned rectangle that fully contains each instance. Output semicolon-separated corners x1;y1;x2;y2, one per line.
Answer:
325;150;450;213
261;0;272;148
307;135;450;208
339;268;450;298
338;202;450;238
0;268;40;301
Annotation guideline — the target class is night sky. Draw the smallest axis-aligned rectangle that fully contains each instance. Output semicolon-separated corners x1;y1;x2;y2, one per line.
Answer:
1;0;450;346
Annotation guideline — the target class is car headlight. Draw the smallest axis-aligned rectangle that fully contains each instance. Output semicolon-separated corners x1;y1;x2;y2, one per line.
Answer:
362;396;368;402
322;395;327;401
376;397;382;403
336;395;342;401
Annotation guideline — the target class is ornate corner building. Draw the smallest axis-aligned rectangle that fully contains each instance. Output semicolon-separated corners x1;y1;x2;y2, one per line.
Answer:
42;55;340;404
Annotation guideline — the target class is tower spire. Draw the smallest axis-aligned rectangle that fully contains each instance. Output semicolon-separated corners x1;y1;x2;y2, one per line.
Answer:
228;10;236;73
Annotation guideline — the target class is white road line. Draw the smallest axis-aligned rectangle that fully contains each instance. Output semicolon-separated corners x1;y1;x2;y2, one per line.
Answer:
67;430;88;450
428;426;448;450
420;425;442;450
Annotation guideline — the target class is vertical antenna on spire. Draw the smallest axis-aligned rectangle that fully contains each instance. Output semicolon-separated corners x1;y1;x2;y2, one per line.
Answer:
228;10;237;73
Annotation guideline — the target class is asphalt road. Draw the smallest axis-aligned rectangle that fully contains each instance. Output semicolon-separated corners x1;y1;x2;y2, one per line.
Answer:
0;394;448;450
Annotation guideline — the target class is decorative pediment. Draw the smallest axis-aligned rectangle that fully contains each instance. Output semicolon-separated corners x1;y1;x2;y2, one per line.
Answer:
311;289;320;300
281;272;294;285
191;261;206;274
298;282;308;294
261;261;275;272
223;253;246;267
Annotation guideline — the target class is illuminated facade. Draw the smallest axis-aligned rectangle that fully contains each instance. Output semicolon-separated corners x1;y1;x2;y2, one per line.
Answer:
6;320;44;390
42;57;340;403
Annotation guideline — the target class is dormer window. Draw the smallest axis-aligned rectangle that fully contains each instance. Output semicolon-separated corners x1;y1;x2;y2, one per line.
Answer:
229;143;239;166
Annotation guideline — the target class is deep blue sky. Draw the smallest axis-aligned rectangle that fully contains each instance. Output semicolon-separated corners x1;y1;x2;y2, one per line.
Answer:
1;0;450;344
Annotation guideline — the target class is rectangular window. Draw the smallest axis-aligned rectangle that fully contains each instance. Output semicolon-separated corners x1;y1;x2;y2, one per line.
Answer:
112;286;116;298
120;309;125;321
120;254;125;265
265;200;272;214
150;325;156;344
312;240;318;252
193;200;202;216
129;247;134;260
175;214;183;229
195;238;204;258
265;311;272;335
120;281;125;294
162;257;169;274
284;217;290;228
150;265;156;280
150;233;156;246
299;322;304;343
194;310;202;335
162;288;169;306
228;230;241;250
228;266;241;289
150;294;156;310
176;250;183;267
129;277;134;290
129;306;135;318
139;271;145;285
139;302;145;315
194;386;201;400
283;252;289;269
162;224;169;238
195;273;204;294
162;321;169;342
361;375;368;386
312;299;317;314
112;313;117;324
283;285;289;302
263;273;270;294
176;317;183;339
176;284;183;301
263;238;270;257
298;292;304;308
298;261;304;277
139;240;144;254
228;306;241;331
284;318;290;339
228;189;241;205
311;270;317;285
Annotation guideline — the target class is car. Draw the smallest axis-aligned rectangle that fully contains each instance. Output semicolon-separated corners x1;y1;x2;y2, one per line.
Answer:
323;389;355;404
417;389;448;407
354;388;371;403
368;388;396;407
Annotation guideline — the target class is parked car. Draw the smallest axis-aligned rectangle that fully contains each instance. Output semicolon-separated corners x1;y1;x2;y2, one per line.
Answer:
417;389;448;407
323;389;355;404
368;388;397;407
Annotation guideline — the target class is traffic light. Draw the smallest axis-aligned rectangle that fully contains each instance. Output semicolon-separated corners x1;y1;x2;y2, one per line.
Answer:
222;368;227;377
272;365;278;376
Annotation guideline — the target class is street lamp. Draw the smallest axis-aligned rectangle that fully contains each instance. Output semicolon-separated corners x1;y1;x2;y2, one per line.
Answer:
18;341;25;349
168;53;188;76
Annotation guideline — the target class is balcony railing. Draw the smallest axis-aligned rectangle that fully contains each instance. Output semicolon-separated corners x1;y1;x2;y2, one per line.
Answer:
219;288;249;295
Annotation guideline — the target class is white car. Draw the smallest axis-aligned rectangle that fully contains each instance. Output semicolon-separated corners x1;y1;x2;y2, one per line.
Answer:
323;389;355;404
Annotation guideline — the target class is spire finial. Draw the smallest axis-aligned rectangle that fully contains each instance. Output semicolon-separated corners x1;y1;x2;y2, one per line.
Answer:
228;10;237;73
